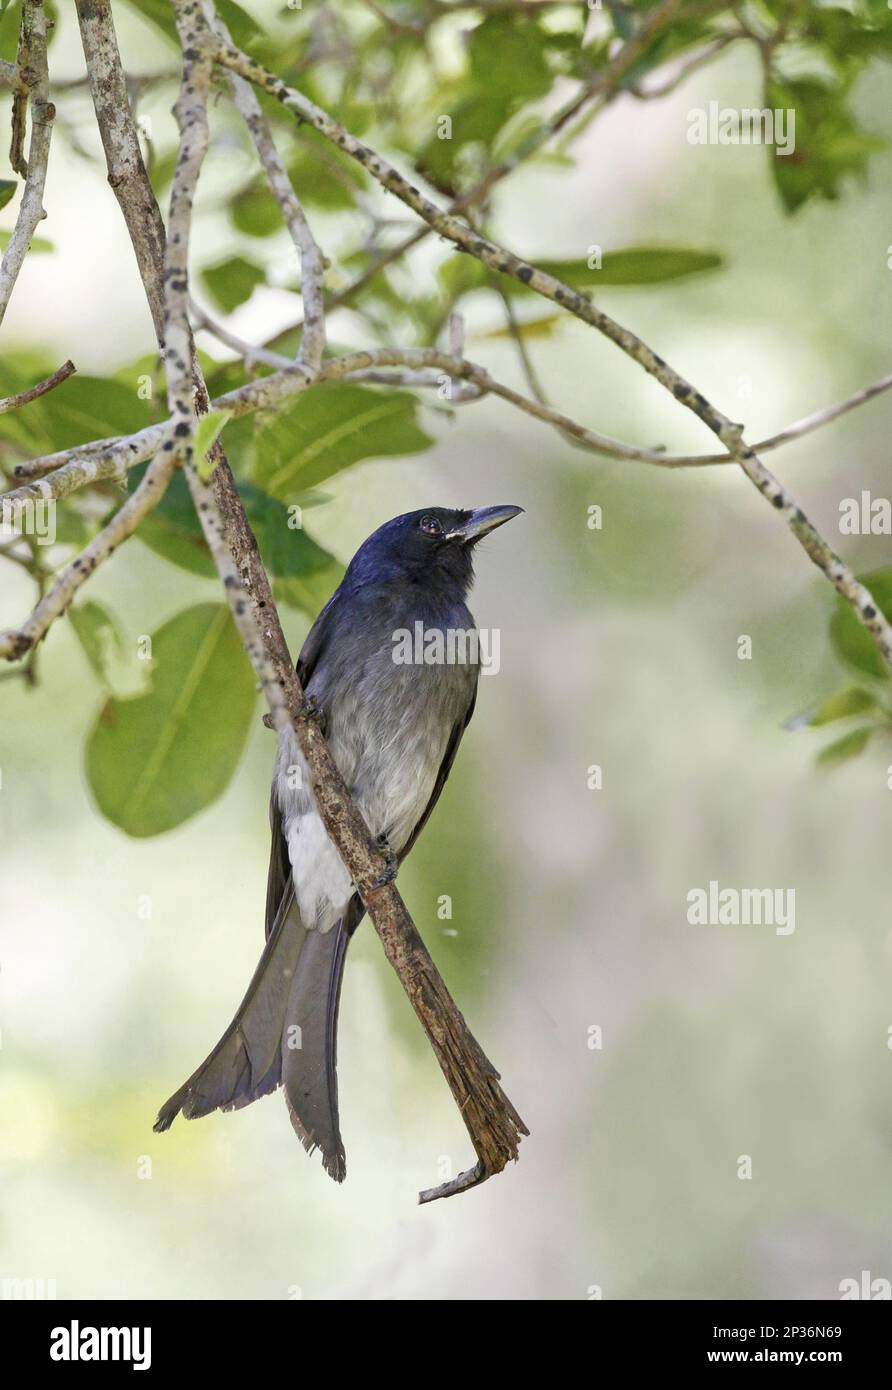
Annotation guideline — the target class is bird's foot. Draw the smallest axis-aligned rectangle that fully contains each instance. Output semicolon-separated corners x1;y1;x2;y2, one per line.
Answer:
298;694;326;731
264;694;325;733
370;833;399;889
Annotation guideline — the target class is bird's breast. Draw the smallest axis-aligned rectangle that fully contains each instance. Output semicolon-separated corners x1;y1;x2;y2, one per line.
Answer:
274;609;478;927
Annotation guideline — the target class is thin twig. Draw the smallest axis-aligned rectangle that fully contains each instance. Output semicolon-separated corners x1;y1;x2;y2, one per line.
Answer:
0;360;76;414
0;431;177;661
75;0;168;343
630;34;740;99
190;298;293;370
5;354;892;511
203;4;326;372
0;0;55;328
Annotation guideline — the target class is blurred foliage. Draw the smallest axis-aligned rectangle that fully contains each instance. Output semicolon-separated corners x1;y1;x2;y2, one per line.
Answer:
787;568;892;766
2;0;891;834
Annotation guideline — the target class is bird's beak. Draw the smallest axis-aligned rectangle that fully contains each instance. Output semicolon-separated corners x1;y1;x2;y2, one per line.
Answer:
447;505;524;543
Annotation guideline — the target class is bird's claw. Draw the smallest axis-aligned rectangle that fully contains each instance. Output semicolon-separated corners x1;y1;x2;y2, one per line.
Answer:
299;694;325;730
369;834;399;890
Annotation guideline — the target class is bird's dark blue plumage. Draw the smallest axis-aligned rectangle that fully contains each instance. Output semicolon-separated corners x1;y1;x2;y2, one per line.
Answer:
154;505;522;1181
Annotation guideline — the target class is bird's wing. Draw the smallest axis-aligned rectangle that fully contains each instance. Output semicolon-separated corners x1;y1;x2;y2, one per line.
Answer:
296;588;341;689
399;685;478;862
265;795;290;940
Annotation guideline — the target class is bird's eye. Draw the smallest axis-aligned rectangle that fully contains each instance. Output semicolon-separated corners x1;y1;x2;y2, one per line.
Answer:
419;515;443;537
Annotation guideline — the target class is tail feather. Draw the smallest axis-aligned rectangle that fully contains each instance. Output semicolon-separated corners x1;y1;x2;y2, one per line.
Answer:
282;921;350;1181
154;891;359;1186
153;889;305;1132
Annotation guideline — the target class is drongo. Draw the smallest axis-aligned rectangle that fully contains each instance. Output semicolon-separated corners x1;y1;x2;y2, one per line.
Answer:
154;504;522;1180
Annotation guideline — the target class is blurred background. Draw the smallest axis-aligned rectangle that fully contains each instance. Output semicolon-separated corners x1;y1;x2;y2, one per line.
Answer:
2;1;892;1300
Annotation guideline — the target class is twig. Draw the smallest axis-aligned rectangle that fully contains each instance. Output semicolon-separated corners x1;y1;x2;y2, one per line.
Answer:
190;298;293;370
679;373;892;466
6;354;892;510
203;4;326;372
0;0;55;328
494;281;549;405
74;0;169;344
0;360;76;413
8;8;32;177
0;432;177;660
630;34;740;99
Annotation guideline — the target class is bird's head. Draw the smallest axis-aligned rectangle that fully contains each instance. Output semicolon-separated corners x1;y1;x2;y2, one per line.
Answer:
344;505;523;598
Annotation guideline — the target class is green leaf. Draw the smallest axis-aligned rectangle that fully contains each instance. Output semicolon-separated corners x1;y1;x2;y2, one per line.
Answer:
520;247;724;293
0;180;16;212
768;76;886;214
129;466;340;614
478;313;564;341
195;408;233;480
254;383;433;496
590;246;724;286
417;12;553;191
68;601;124;686
829;568;892;678
200;256;266;314
229;178;282;238
0;2;22;64
240;483;336;582
817;726;873;767
131;467;216;578
468;15;552;103
791;686;879;728
438;247;723;307
85;604;257;837
28;376;144;451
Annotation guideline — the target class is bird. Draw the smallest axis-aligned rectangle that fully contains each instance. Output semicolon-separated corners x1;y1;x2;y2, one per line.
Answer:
153;504;522;1181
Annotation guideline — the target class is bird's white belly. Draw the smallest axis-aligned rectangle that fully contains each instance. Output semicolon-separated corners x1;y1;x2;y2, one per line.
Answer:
273;715;447;932
273;643;475;932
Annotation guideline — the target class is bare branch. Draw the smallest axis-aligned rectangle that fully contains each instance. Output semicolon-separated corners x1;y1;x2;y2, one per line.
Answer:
0;436;177;661
9;426;167;489
0;360;76;413
6;353;892;510
0;0;55;328
190;298;293;370
680;373;892;466
203;4;326;371
74;0;169;344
